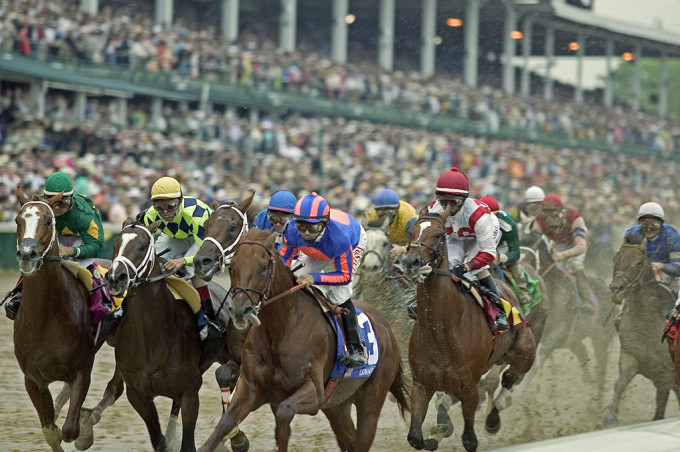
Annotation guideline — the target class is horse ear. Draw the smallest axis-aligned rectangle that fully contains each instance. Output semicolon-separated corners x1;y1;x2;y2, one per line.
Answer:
239;191;255;213
147;220;163;234
440;207;451;222
46;191;64;209
266;232;278;246
360;215;368;229
418;206;428;217
16;186;27;206
211;200;221;210
122;217;135;228
380;215;391;232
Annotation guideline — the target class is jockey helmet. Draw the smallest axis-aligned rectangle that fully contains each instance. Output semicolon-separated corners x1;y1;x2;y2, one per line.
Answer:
524;186;545;204
436;167;469;197
541;194;563;211
151;177;182;200
374;188;400;209
43;172;74;196
637;202;664;222
268;190;297;213
479;195;500;213
294;192;330;223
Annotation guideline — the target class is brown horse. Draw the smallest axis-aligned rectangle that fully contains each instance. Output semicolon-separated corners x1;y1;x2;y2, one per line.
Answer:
402;210;535;452
607;238;680;424
106;219;249;452
13;189;117;452
198;229;409;452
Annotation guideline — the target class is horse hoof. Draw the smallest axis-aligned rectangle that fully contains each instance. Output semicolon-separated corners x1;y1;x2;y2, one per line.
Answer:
231;435;250;452
75;408;94;450
485;407;501;435
435;403;454;438
423;438;439;451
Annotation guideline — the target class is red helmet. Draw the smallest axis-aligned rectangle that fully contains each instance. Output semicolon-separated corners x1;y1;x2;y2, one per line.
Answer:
541;194;563;210
479;195;499;213
436;167;469;196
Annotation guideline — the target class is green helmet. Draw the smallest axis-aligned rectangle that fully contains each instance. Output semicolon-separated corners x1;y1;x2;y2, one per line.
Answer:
44;171;74;196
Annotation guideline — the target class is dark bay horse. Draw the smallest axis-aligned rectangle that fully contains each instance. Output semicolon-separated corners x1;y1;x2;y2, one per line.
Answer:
13;189;117;451
607;238;680;424
402;210;535;452
520;239;616;389
106;219;249;452
198;229;409;452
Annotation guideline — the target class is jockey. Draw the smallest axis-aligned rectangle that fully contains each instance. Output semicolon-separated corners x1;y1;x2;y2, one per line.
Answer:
516;185;545;238
5;171;107;319
428;167;509;331
279;192;368;367
624;203;680;317
365;188;418;261
480;195;531;306
527;193;597;314
252;190;297;251
141;176;223;342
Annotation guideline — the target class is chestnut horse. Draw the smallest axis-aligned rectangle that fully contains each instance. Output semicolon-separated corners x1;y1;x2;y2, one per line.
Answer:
13;189;117;452
106;219;249;452
608;238;680;424
402;210;535;452
198;229;409;452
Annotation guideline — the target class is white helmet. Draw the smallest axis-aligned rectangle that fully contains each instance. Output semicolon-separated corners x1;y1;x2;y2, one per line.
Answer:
524;186;546;203
637;202;665;222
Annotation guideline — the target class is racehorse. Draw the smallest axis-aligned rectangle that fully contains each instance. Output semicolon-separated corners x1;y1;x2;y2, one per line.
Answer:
197;229;409;452
106;219;249;452
13;189;118;452
402;209;535;452
607;237;680;424
520;238;616;389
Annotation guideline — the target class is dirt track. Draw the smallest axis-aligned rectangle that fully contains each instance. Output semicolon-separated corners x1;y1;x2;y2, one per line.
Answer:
1;271;678;452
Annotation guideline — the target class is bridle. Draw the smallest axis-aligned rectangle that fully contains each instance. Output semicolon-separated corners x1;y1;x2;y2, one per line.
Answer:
228;240;278;316
17;200;61;272
111;224;157;291
201;203;249;271
408;215;447;270
612;244;658;297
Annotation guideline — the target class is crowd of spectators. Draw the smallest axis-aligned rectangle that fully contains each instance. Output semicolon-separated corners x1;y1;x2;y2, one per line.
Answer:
0;0;678;155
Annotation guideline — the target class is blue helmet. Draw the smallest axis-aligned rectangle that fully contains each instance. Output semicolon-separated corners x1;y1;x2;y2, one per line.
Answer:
268;190;297;213
294;192;330;223
374;188;399;209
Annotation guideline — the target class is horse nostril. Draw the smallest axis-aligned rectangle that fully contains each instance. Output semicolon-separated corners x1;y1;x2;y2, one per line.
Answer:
28;250;39;261
116;273;128;283
200;257;212;268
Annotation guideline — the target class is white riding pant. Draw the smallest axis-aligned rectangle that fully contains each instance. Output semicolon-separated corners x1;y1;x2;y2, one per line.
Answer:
58;235;95;268
447;232;501;278
155;234;200;279
293;227;367;305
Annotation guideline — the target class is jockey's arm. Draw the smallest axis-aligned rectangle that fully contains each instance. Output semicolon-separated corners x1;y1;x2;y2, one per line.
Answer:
71;214;105;259
524;222;544;250
315;246;353;286
466;214;497;271
498;213;520;265
553;217;587;261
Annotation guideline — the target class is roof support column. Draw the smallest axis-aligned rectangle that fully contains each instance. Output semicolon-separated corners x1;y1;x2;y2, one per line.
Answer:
332;0;349;64
221;0;239;42
80;0;98;16
279;0;297;53
543;26;554;101
74;92;87;122
604;37;614;108
420;0;436;79
659;50;668;116
521;18;532;97
155;0;173;28
464;0;480;88
574;31;584;103
378;0;395;72
633;43;642;110
502;1;517;95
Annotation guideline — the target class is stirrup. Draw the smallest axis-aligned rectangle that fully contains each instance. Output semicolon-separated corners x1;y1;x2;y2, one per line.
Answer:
490;313;510;331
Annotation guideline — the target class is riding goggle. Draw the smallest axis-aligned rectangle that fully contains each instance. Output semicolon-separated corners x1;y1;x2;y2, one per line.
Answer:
375;208;397;217
295;221;325;233
153;200;181;214
639;219;662;232
46;196;73;209
436;196;465;209
267;211;293;225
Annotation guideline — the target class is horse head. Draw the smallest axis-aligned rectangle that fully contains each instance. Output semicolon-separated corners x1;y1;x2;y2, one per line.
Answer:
107;218;162;296
402;206;451;282
610;237;652;300
194;192;254;281
361;216;392;272
227;229;282;329
15;187;62;274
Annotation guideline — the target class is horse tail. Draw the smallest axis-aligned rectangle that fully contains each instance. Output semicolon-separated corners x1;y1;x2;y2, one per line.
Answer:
389;361;410;418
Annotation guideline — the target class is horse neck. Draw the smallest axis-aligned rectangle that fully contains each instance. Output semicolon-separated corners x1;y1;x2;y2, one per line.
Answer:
258;261;302;333
419;251;464;316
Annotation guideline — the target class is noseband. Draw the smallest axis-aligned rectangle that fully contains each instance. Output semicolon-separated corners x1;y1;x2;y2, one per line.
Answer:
228;240;278;315
201;203;249;271
17;200;60;271
111;224;156;290
409;215;447;269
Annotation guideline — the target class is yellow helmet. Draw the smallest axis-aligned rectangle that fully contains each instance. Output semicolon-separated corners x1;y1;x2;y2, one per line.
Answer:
150;177;182;200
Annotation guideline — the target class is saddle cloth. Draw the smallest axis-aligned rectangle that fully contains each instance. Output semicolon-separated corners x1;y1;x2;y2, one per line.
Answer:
459;278;527;338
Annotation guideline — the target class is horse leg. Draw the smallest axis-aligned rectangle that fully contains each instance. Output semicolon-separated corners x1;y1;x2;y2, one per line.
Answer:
126;386;166;452
53;383;70;421
166;401;180;442
459;390;480;452
76;367;125;451
592;336;613;394
198;379;262;452
407;381;437;451
569;340;594;381
273;381;322;452
179;391;200;452
214;362;249;452
62;370;91;443
24;377;64;452
432;392;456;440
323;403;355;451
652;385;671;421
604;352;638;426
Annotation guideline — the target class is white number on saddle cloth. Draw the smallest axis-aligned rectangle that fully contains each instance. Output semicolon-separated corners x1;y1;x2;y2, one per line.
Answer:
358;312;379;366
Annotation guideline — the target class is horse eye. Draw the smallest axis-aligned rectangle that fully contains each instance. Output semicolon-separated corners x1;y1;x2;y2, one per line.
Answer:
228;224;238;234
259;264;268;274
44;218;52;226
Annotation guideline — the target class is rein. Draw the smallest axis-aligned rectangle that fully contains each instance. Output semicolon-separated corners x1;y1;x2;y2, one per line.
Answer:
409;215;447;270
201;203;249;271
227;240;279;315
18;200;60;271
111;224;158;290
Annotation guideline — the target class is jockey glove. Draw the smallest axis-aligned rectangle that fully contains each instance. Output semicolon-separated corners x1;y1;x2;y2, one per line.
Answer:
452;264;467;278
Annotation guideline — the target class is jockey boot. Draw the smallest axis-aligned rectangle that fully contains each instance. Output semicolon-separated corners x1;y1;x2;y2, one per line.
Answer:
508;262;531;305
197;285;226;337
573;269;597;316
339;299;367;367
87;264;112;309
407;298;418;320
479;275;510;331
3;279;23;320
